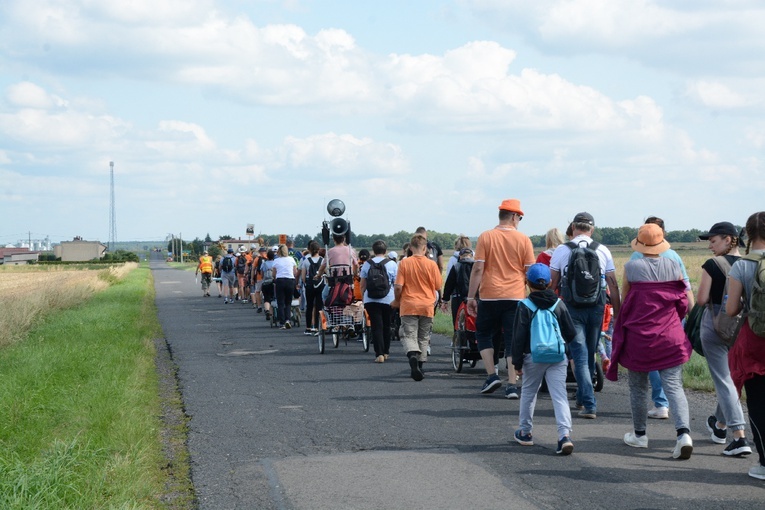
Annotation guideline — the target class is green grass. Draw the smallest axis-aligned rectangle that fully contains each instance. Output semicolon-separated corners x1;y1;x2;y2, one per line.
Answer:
0;266;185;509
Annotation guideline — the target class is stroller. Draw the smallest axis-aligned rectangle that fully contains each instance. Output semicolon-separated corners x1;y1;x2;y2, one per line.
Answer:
450;301;505;372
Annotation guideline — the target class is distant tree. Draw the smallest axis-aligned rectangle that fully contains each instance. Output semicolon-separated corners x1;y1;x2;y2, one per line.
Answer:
205;233;212;242
293;234;313;249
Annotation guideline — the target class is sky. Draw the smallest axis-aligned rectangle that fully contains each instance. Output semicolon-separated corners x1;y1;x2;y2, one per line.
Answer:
1;0;764;247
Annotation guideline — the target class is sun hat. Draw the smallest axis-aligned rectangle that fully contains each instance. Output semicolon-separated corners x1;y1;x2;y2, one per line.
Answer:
631;223;670;255
526;263;551;286
498;199;523;215
698;221;738;240
238;246;246;252
573;212;595;226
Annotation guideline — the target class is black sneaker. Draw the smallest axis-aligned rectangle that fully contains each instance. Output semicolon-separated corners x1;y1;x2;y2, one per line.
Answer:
409;356;424;381
706;416;727;444
481;374;502;394
556;436;574;455
505;384;519;399
723;437;753;456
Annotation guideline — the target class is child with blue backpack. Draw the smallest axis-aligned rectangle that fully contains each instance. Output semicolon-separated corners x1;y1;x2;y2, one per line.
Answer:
512;263;578;455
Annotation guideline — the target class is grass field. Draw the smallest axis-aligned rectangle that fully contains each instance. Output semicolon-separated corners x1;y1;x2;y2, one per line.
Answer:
0;263;191;509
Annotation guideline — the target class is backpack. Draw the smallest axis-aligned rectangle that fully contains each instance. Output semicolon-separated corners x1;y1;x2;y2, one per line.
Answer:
325;279;353;307
366;258;392;299
744;253;765;337
522;298;566;363
307;256;324;289
220;255;234;273
708;256;745;346
426;242;440;265
561;241;602;307
235;255;247;274
454;259;474;299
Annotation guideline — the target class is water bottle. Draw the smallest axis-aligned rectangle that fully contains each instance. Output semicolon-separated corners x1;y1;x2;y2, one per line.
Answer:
600;273;606;289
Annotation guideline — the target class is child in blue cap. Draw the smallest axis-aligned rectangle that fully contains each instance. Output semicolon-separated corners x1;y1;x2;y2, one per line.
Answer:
512;263;578;454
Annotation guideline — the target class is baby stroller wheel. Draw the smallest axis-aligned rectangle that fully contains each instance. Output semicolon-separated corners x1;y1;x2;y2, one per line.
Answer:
318;329;326;354
362;326;370;352
451;330;464;373
332;332;340;348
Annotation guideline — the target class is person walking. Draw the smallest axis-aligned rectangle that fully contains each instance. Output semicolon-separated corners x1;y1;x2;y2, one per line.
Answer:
695;221;752;456
196;250;214;297
300;241;324;335
550;212;621;419
512;263;578;455
220;249;238;304
607;223;693;459
725;211;765;480
629;216;695;420
260;249;276;321
465;199;535;398
272;244;298;329
360;240;398;363
392;234;442;381
536;228;564;266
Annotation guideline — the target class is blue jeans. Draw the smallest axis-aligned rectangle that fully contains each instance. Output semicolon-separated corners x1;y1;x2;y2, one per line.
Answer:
649;370;669;408
567;303;605;412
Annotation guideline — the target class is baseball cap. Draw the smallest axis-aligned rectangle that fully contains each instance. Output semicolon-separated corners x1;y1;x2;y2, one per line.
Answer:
498;198;524;215
203;250;208;254
698;221;738;240
526;263;551;286
258;246;267;253
573;212;595;226
227;248;234;253
388;251;398;260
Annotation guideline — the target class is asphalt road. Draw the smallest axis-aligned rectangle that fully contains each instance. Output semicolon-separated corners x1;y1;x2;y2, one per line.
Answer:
151;258;765;510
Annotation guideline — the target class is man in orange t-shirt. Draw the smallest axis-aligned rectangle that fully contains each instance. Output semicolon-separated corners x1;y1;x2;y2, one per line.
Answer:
392;234;443;381
466;198;535;397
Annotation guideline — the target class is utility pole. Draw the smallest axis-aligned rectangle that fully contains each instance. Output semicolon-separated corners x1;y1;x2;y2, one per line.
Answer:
108;161;117;252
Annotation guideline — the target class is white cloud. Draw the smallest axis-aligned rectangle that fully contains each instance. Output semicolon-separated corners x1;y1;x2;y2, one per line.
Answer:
464;0;765;76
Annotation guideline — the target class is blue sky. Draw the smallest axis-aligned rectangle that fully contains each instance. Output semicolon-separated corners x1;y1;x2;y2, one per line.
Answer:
1;0;764;246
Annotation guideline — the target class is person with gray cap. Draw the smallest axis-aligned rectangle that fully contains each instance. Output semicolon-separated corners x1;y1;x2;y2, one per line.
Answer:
696;221;752;457
549;212;621;419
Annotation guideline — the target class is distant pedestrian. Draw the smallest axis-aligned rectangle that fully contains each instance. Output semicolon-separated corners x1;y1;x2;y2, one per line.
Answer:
196;250;214;297
220;249;237;303
273;244;298;329
536;228;564;266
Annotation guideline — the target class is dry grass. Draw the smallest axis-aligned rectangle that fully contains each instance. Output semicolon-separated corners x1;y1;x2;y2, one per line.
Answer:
0;263;138;347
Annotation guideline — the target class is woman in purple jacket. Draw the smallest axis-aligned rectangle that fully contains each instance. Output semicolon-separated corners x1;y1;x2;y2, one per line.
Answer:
606;223;693;459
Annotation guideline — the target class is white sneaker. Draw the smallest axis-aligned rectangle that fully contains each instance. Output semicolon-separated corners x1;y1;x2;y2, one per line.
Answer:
673;433;693;459
647;406;669;419
749;464;765;480
624;432;648;448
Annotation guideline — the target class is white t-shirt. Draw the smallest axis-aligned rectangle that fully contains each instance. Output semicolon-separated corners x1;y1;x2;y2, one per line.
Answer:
549;234;616;277
273;256;297;279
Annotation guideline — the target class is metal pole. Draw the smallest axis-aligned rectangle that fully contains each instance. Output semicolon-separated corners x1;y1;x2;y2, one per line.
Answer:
180;233;183;263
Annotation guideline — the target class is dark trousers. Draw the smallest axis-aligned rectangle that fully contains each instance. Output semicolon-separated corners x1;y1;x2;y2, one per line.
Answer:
745;374;765;466
305;284;323;330
365;302;392;357
275;278;295;324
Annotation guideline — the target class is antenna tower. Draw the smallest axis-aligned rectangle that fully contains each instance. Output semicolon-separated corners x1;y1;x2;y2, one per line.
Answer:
109;161;117;251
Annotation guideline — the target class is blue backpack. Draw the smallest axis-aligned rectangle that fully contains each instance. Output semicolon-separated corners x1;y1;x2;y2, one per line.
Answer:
521;298;566;363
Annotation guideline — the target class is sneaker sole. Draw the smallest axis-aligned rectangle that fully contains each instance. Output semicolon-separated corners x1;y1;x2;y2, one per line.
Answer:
749;468;765;480
481;380;502;394
674;445;693;460
409;357;424;381
723;446;753;456
557;443;574;455
514;436;533;446
505;393;519;399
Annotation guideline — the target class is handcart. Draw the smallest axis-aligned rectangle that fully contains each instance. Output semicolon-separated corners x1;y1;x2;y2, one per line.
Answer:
317;301;370;354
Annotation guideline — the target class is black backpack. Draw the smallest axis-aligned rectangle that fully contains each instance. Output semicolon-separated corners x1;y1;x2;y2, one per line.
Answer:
454;259;474;299
561;241;602;307
220;256;234;273
235;256;247;274
366;258;392;299
307;256;323;288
